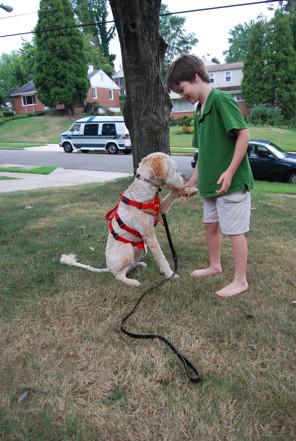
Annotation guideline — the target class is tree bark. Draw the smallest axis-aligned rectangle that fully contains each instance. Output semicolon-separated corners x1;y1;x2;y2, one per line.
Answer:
109;0;172;172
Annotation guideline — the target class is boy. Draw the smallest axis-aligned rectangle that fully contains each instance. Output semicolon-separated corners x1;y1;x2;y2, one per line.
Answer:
167;55;254;298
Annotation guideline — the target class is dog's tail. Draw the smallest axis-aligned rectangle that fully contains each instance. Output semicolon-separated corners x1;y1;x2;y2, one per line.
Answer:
60;254;109;273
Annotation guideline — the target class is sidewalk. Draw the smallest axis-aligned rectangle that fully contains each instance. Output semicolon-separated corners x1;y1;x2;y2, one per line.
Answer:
0;166;130;194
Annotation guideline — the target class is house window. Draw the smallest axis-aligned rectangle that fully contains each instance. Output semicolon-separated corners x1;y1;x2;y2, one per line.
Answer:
22;95;36;106
102;123;116;136
108;89;114;100
84;124;99;136
209;73;215;83
91;88;97;99
225;71;232;82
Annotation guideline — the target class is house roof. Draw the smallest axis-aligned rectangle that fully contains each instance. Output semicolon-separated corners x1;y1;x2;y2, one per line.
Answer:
89;69;120;90
207;62;244;72
113;68;124;79
10;80;36;96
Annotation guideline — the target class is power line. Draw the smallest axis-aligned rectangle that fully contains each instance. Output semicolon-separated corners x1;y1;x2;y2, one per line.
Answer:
0;0;283;40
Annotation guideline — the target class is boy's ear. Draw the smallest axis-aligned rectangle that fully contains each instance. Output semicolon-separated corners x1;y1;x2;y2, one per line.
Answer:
193;74;201;83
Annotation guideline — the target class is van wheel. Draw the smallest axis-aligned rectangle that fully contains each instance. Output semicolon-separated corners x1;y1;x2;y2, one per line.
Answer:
107;143;118;154
63;142;73;153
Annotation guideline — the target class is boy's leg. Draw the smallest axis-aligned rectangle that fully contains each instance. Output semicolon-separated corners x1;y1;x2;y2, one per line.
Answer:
216;233;248;297
191;222;222;277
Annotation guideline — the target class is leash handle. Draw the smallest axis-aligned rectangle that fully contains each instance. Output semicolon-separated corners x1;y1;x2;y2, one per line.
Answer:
120;213;202;384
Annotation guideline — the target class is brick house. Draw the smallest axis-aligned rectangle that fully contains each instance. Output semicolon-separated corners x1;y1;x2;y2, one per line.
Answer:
10;81;45;114
10;66;121;115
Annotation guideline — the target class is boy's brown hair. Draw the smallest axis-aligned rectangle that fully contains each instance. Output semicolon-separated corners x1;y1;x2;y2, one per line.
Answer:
166;55;210;91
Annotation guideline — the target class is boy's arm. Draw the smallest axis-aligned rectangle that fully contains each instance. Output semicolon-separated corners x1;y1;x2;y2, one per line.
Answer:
216;128;249;194
185;161;198;188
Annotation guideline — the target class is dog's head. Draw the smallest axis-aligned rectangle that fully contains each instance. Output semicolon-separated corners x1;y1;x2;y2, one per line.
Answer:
138;152;184;190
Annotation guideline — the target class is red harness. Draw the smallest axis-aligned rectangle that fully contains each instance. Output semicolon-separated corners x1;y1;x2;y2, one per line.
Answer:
105;193;160;249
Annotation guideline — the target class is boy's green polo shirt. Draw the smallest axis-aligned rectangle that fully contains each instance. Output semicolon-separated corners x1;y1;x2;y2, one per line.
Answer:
192;89;254;198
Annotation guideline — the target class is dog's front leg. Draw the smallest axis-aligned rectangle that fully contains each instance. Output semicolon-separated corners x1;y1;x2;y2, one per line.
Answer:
144;233;175;278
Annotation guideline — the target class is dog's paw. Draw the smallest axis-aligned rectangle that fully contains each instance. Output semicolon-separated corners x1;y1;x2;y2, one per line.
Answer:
179;187;198;198
137;262;147;268
125;278;141;287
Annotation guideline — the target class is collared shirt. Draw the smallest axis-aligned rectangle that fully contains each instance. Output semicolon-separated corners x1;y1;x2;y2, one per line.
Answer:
192;89;254;198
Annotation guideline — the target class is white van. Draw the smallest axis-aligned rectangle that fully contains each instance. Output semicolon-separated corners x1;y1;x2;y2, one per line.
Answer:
59;116;131;154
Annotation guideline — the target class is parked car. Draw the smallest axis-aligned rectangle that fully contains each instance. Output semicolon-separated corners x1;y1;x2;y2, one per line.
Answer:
191;139;296;184
59;116;131;154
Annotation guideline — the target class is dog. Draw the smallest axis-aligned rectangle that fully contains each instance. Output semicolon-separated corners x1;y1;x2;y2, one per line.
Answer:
61;152;196;286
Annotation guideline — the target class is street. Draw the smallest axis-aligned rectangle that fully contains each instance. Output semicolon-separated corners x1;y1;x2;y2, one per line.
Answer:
0;148;193;175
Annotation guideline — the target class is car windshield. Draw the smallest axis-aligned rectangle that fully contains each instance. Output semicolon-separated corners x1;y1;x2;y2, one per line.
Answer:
269;142;286;156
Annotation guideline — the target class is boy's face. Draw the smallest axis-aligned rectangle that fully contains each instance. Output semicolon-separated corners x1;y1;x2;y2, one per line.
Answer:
173;75;201;104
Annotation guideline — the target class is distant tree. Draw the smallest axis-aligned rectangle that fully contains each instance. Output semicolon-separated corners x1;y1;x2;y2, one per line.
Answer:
159;4;198;77
263;11;296;119
287;2;296;49
241;20;268;107
109;0;172;171
34;0;89;114
18;40;36;79
224;19;262;62
0;52;27;100
71;0;116;70
82;34;113;76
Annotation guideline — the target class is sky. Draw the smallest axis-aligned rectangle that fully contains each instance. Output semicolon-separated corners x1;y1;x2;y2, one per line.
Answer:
0;0;276;69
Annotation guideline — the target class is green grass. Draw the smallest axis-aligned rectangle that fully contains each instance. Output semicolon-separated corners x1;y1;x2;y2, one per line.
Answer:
0;142;47;148
254;180;296;194
0;179;295;441
249;125;296;152
0;113;295;154
0;165;56;174
0;113;74;145
0;176;18;180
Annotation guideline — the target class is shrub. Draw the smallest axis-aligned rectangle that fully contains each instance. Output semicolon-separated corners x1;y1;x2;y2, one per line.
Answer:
169;115;194;126
3;110;14;117
182;126;194;134
247;104;283;126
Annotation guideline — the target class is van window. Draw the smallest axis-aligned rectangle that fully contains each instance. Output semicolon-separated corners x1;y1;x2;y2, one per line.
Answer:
102;123;116;136
70;123;81;132
84;124;99;136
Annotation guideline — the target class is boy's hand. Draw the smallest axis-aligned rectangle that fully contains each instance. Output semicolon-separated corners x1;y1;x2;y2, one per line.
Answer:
216;170;233;194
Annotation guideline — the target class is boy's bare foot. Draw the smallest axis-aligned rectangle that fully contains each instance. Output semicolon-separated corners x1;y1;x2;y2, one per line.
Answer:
191;267;222;277
216;280;248;298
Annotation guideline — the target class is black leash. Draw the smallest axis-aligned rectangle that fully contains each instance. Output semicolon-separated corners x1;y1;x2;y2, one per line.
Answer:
121;213;202;384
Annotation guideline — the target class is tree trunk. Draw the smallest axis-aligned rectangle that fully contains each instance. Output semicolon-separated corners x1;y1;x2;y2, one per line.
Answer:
109;0;172;172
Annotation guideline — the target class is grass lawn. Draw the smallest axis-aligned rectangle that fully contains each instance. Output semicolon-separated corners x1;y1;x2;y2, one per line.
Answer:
0;113;74;145
1;114;295;154
0;165;56;174
0;179;295;440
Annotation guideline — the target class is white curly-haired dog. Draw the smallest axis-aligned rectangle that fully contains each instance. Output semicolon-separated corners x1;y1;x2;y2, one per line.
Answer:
61;152;196;286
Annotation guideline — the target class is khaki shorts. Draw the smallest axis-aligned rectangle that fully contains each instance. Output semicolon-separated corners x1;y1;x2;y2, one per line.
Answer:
203;191;251;235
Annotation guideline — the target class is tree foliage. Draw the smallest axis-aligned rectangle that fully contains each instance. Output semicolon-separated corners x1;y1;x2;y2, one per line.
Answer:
263;11;296;119
159;4;198;77
242;10;296;121
71;0;116;70
224;19;261;62
34;0;89;113
0;43;34;102
241;20;268;107
82;34;113;76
